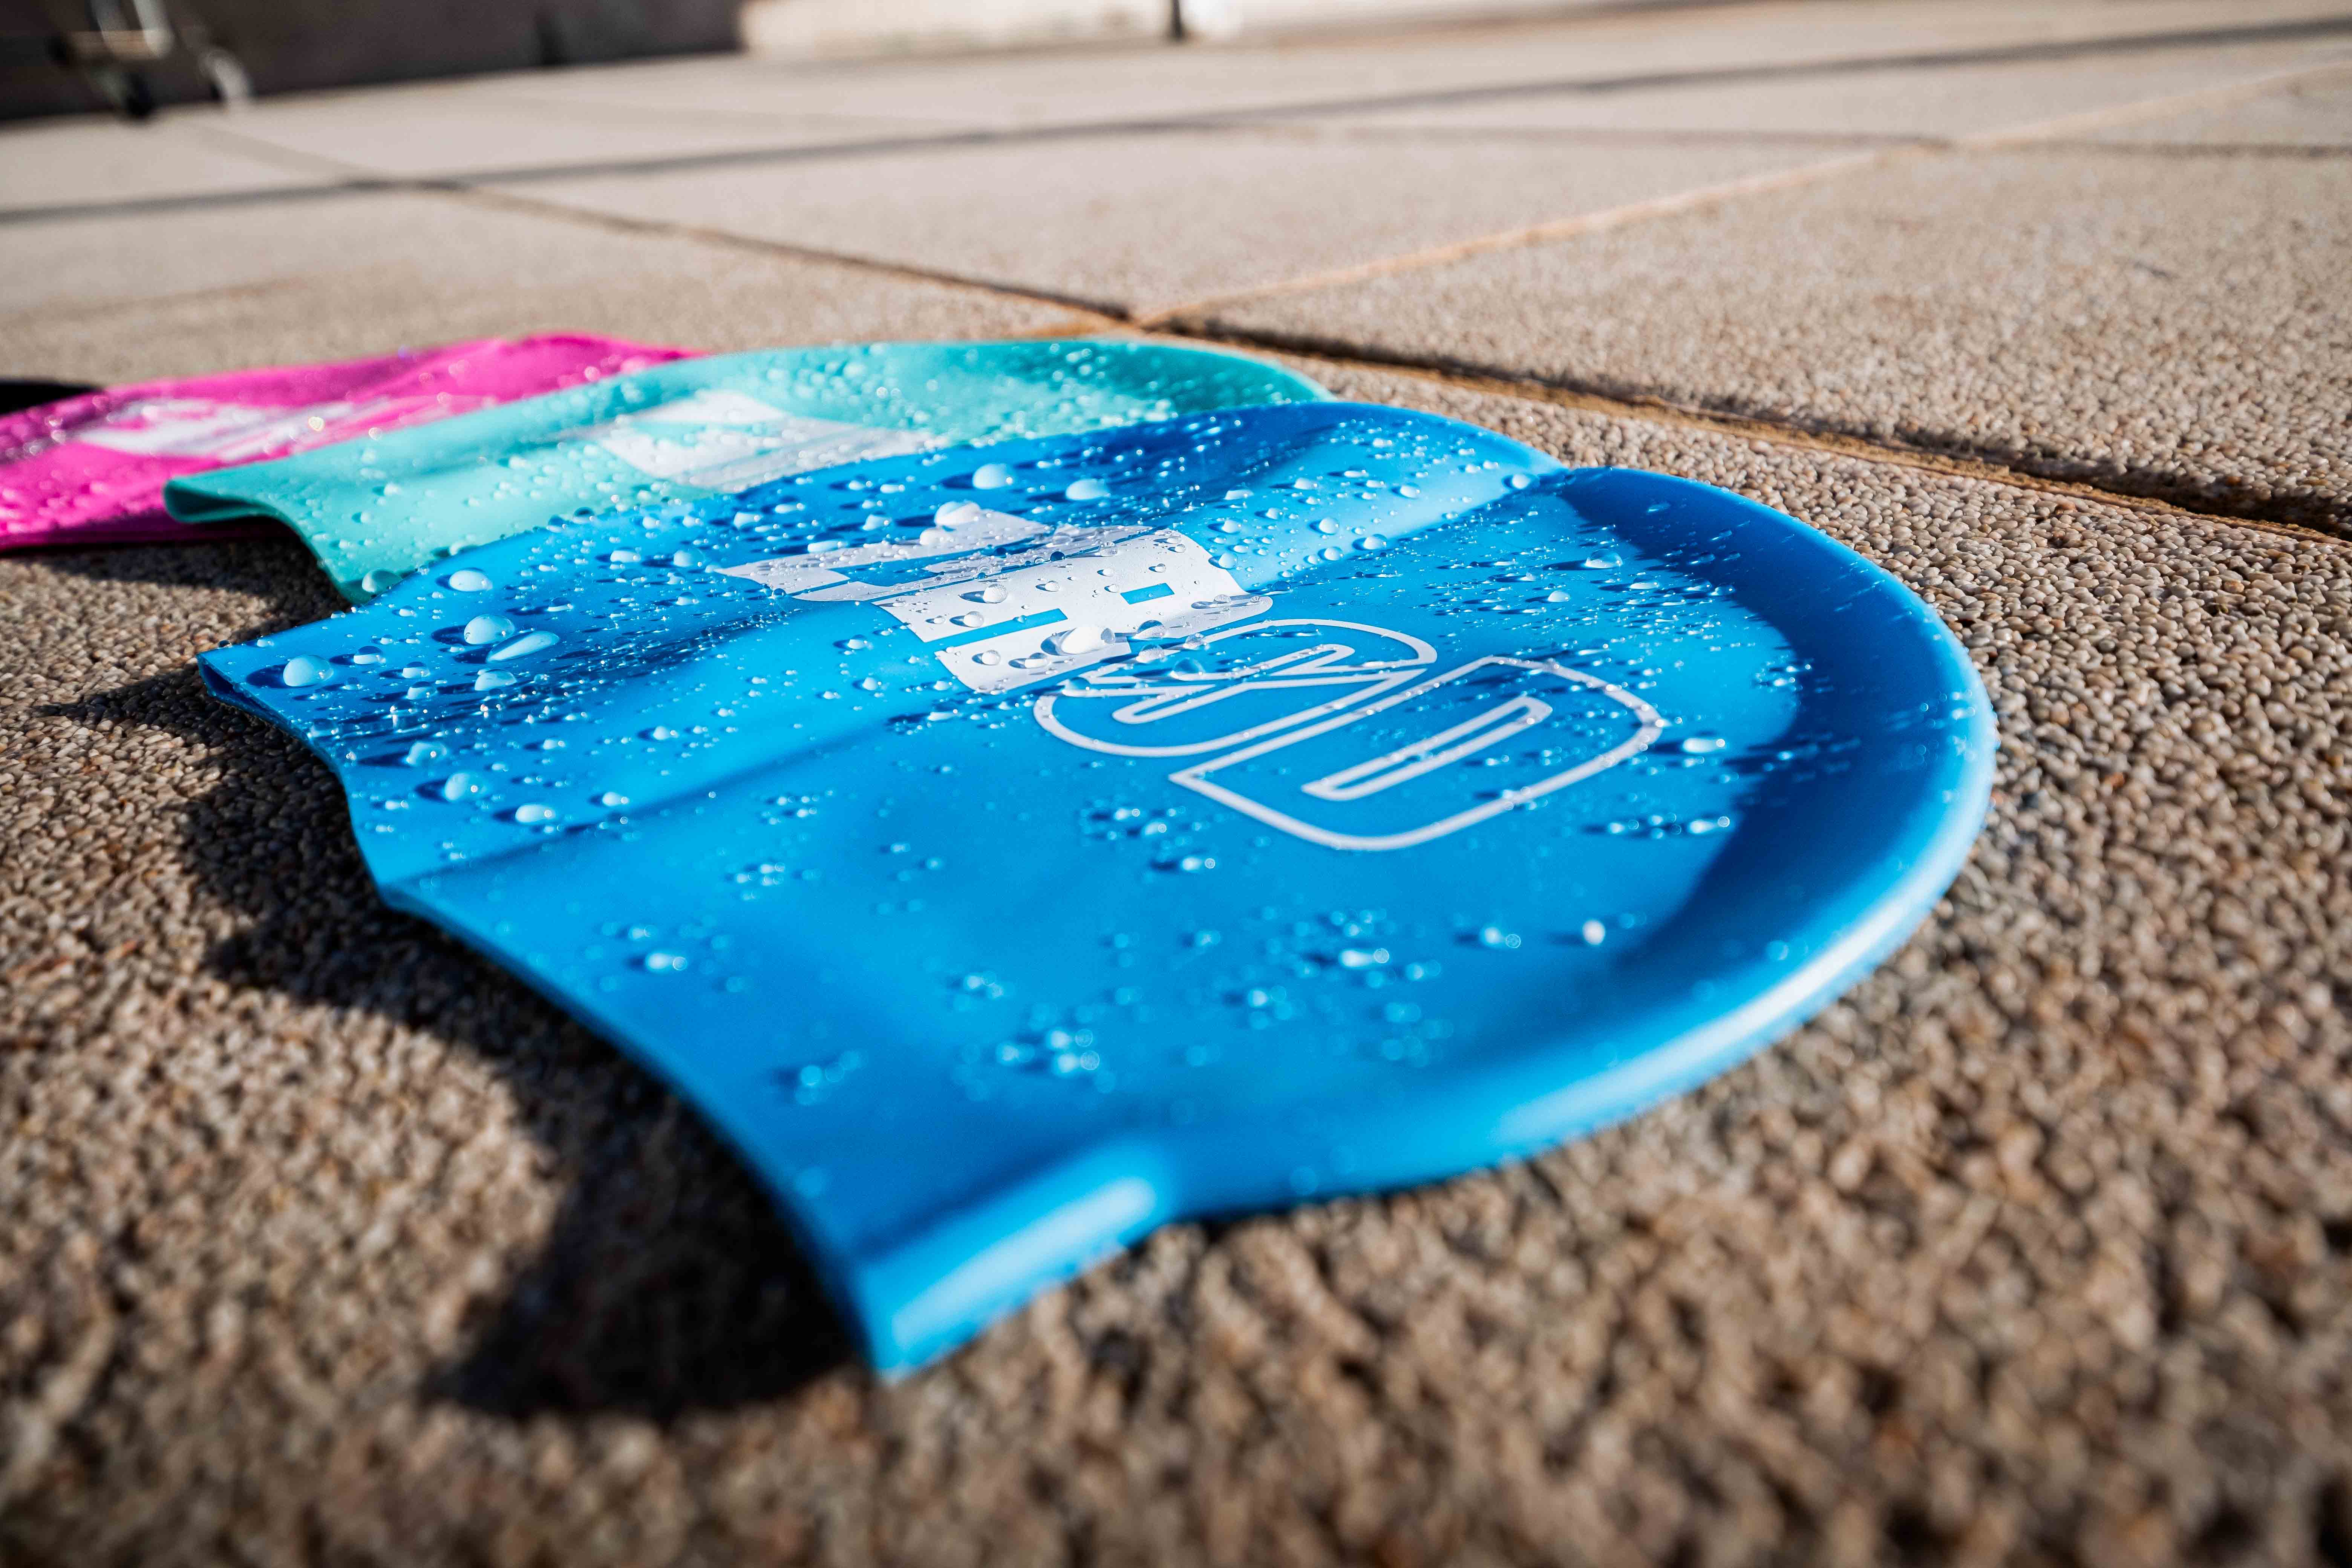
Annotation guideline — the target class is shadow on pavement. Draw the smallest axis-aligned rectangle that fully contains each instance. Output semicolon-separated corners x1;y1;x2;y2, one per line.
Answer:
6;530;320;607
37;547;857;1418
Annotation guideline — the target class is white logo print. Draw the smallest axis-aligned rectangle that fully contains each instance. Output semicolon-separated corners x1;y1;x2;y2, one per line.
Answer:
723;505;1265;692
567;389;935;492
723;514;1662;850
66;395;433;461
1050;629;1661;852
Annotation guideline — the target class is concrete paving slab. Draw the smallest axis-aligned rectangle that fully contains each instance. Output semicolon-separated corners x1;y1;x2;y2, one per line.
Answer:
506;132;1810;314
5;363;2348;1565
205;94;934;181
1295;36;2352;141
2089;73;2352;147
1202;144;2352;531
0;118;317;213
0;192;1076;384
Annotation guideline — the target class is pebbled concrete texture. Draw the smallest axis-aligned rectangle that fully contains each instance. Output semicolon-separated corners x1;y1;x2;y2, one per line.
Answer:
0;192;1073;384
1202;143;2352;532
5;361;2350;1567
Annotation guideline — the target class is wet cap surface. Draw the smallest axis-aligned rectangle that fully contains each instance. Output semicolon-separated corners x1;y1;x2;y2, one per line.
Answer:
165;340;1327;603
199;400;1991;1370
0;336;688;553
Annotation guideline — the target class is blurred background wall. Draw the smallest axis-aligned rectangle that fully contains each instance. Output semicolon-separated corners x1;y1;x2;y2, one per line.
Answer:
0;0;1671;119
0;0;737;117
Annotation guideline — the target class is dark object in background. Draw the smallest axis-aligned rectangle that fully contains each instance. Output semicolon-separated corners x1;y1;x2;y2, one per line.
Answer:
0;0;740;120
2;0;245;119
0;379;99;415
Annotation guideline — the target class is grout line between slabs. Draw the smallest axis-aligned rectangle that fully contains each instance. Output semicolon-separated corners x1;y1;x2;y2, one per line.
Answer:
1127;151;1883;327
375;150;2352;547
1131;57;2352;325
447;182;1135;321
1185;122;2352;159
1156;326;2349;548
9;15;2352;226
159;84;2352;547
178;119;1138;326
204;49;2341;352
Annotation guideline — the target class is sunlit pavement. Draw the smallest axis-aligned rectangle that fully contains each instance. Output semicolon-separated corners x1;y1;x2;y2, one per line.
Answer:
6;3;2352;1562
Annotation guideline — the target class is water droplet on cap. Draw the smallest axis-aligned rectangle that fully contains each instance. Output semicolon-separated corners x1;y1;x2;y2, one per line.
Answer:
488;629;558;662
1045;625;1107;655
970;462;1014;490
447;568;494;592
463;614;514;645
279;655;331;688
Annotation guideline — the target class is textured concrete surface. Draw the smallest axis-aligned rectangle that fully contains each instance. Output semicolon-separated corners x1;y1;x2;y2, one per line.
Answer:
508;134;1807;314
6;363;2350;1567
0;121;312;213
1300;37;2352;140
0;194;1073;384
195;99;927;182
1206;144;2352;531
2089;75;2352;146
348;0;2352;133
17;0;2337;195
5;3;2352;1563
